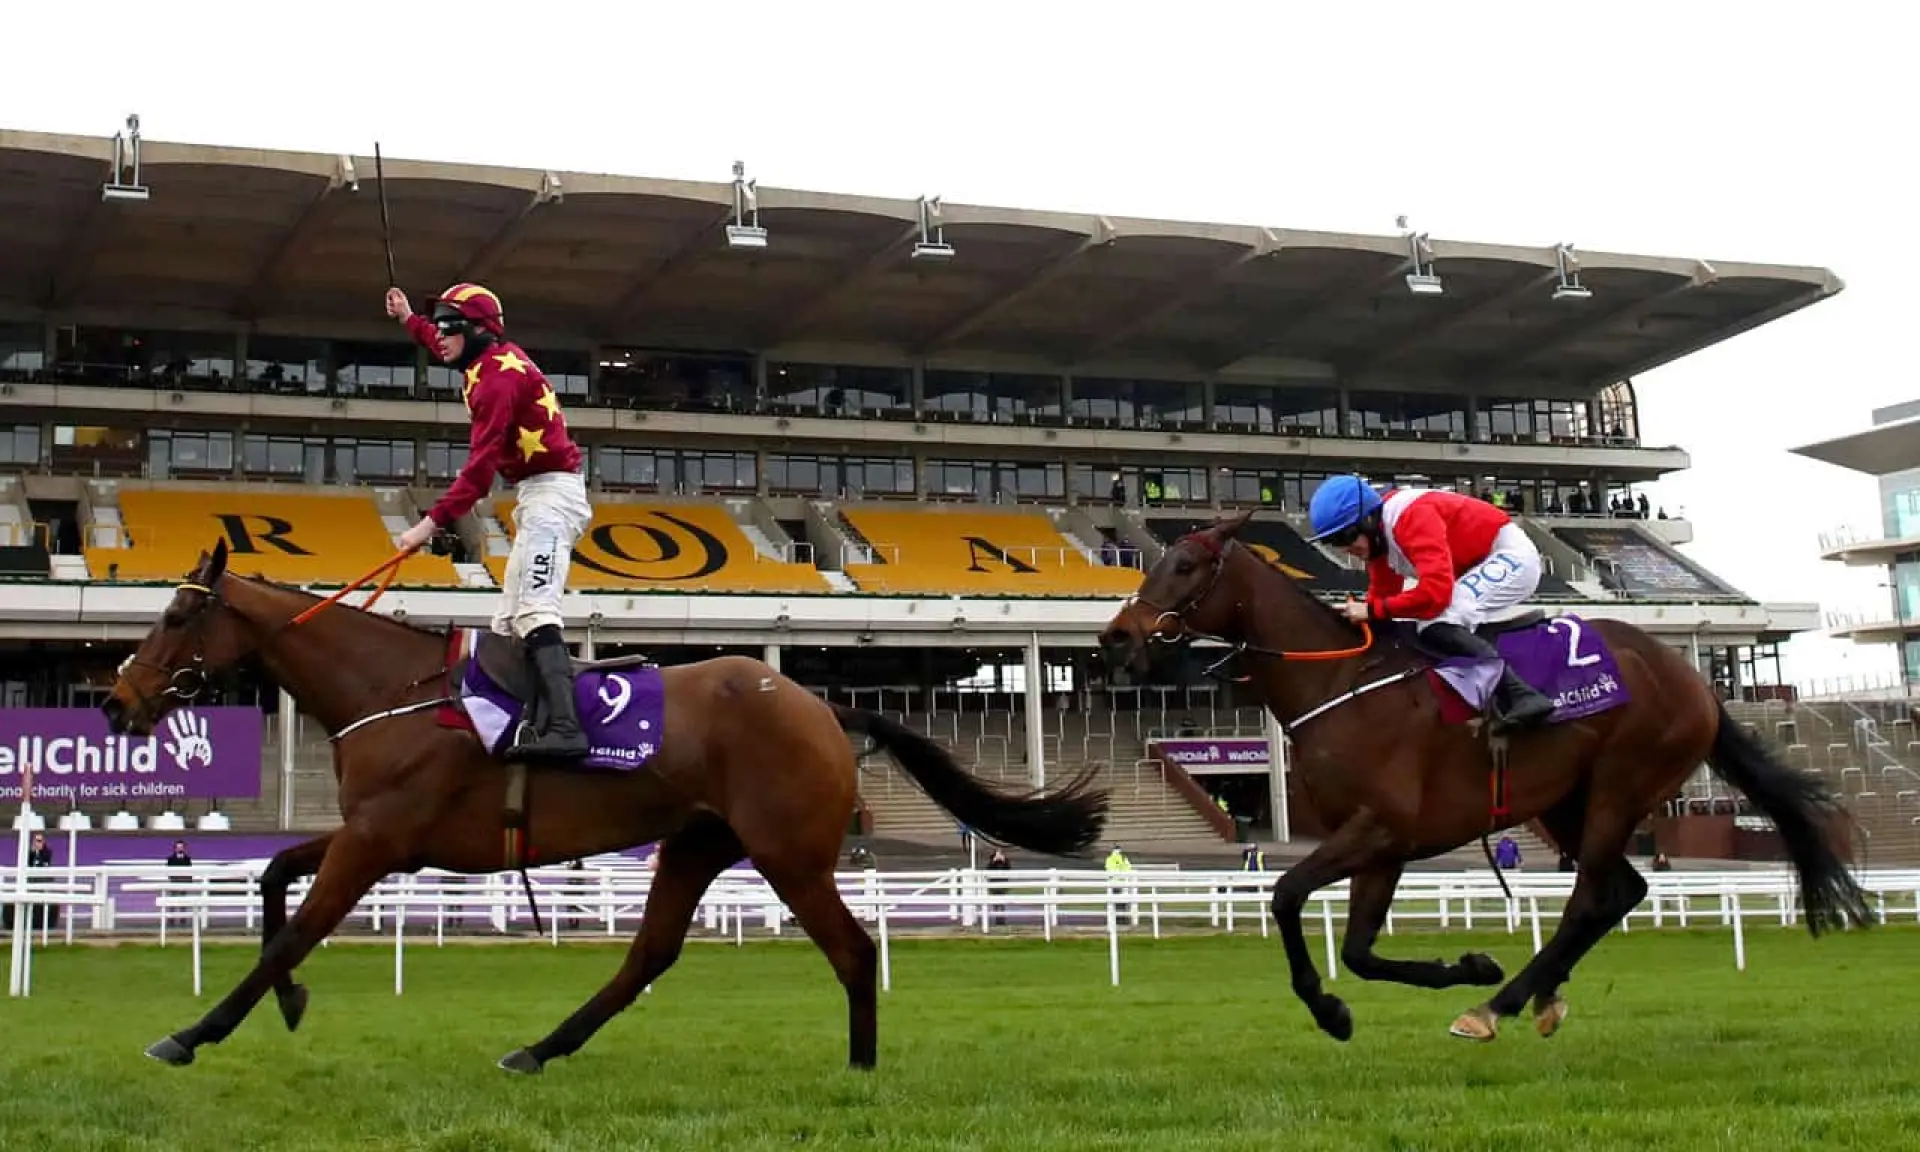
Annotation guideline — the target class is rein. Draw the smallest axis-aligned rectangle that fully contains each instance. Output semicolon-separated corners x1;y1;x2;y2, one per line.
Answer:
1129;533;1386;733
129;547;453;733
290;549;412;625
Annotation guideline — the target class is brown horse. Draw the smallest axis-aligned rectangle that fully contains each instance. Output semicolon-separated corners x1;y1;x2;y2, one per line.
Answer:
102;539;1108;1072
1098;510;1870;1043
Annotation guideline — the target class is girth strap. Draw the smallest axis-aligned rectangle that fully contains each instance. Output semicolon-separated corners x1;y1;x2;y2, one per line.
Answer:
503;762;530;868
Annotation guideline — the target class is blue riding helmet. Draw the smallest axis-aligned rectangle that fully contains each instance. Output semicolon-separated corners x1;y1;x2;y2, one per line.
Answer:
1305;475;1383;542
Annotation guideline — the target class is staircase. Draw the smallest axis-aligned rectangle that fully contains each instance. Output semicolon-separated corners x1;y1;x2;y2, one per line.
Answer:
722;496;822;571
1099;763;1223;842
0;476;47;576
372;486;415;548
0;475;28;544
803;500;871;571
79;479;126;577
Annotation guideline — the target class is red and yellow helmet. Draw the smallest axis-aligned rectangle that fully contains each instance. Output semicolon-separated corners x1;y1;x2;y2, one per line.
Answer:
430;282;505;339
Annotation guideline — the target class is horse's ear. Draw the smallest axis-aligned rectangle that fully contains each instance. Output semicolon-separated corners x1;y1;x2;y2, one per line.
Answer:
205;538;229;583
1215;507;1256;539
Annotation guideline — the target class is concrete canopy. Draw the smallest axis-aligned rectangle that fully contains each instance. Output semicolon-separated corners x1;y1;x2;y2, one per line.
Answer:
0;129;1843;385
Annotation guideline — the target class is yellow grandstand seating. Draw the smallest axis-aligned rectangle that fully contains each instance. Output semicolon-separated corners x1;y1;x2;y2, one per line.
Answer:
487;499;830;593
88;489;460;585
840;508;1141;596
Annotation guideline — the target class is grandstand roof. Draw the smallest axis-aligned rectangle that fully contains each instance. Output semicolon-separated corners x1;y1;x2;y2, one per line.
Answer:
1791;411;1920;477
0;127;1844;385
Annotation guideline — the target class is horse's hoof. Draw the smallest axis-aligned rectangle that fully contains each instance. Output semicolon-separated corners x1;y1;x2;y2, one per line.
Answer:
497;1048;544;1075
277;984;310;1033
145;1036;194;1067
1313;997;1354;1043
1533;996;1569;1038
1456;952;1505;986
1448;1006;1499;1042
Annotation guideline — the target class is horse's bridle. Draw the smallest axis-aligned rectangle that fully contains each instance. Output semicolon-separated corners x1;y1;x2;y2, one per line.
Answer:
1125;534;1234;648
1123;533;1380;695
119;572;457;742
116;579;227;717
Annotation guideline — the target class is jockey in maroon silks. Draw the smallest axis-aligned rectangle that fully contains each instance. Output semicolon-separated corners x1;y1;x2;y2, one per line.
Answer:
385;281;592;763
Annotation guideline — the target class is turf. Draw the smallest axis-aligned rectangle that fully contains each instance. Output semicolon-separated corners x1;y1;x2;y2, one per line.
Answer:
2;926;1916;1151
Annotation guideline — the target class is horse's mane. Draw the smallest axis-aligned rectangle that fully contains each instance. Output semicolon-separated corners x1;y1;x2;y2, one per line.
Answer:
225;570;455;643
1179;526;1383;651
1175;529;1374;637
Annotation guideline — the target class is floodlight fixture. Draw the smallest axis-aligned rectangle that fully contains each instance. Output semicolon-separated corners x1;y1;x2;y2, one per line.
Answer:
1552;242;1592;301
102;113;150;203
912;195;955;262
1401;224;1442;295
726;159;768;250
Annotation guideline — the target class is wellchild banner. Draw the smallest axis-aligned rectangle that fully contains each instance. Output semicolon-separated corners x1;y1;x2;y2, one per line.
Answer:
1148;737;1271;771
0;706;264;804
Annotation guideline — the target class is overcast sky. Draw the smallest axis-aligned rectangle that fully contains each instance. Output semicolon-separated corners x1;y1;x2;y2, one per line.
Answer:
4;1;1908;688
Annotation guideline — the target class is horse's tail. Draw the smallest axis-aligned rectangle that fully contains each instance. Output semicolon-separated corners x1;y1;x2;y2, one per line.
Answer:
831;704;1109;857
1703;701;1873;935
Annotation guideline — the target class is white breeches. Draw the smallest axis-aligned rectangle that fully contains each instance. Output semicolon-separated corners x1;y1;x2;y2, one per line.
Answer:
494;470;592;638
1416;523;1543;632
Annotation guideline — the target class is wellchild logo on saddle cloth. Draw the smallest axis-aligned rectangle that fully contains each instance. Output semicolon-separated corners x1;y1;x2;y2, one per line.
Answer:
1426;614;1630;726
447;631;667;772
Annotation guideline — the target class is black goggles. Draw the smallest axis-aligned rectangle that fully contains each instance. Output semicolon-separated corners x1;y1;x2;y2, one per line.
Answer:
1322;524;1363;547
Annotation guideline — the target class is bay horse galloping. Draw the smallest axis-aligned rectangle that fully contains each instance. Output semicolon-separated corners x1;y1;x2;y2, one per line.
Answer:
1098;510;1870;1043
103;540;1108;1072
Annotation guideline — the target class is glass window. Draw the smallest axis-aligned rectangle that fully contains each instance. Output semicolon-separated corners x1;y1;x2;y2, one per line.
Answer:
0;424;40;466
246;335;327;394
847;456;915;496
51;425;143;475
244;435;325;480
331;340;418;397
148;430;233;479
1069;377;1134;426
596;447;664;490
767;363;911;418
768;454;826;496
680;451;756;493
598;350;752;412
0;323;45;377
334;438;415;483
922;371;993;422
425;440;464;481
1273;385;1338;435
1132;379;1204;427
525;348;591;397
1220;469;1283;506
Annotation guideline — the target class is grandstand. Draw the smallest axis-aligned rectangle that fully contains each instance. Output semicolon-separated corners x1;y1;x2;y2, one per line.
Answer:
0;124;1841;859
1792;399;1920;697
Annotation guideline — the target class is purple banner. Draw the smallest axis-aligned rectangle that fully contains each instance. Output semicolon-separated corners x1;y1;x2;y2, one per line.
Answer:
0;706;265;804
1148;737;1271;770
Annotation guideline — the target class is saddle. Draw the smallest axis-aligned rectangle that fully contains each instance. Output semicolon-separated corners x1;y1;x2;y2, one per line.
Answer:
454;631;657;711
1412;610;1547;657
439;628;670;876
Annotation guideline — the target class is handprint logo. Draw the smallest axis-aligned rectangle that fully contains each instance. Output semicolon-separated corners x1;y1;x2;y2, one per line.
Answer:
162;710;215;773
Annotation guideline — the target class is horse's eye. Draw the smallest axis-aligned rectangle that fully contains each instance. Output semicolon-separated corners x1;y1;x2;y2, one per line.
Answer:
1174;559;1196;575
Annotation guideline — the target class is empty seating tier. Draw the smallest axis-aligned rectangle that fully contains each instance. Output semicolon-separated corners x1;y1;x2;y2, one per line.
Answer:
88;489;460;586
841;508;1140;596
487;499;829;593
1554;525;1744;600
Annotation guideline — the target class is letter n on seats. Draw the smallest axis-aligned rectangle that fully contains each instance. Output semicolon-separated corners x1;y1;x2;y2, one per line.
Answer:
963;536;1038;574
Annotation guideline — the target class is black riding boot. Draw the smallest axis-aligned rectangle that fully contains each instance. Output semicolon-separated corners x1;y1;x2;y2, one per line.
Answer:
507;626;590;763
1421;621;1556;731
